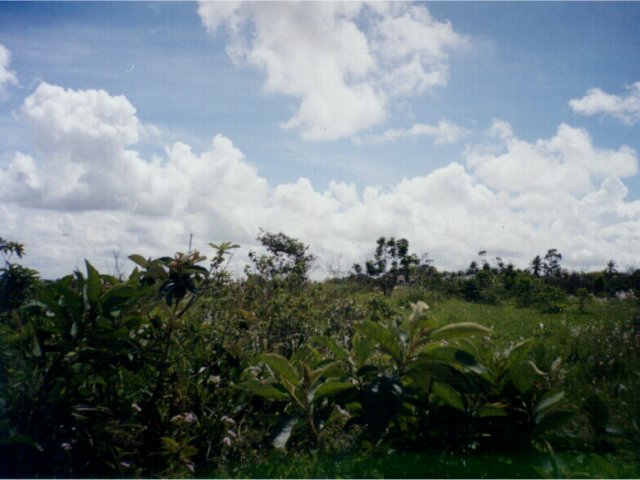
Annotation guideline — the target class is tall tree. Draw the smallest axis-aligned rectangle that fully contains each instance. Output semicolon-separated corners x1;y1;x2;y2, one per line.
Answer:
358;237;420;293
246;230;316;285
605;260;617;276
529;255;543;277
543;249;562;277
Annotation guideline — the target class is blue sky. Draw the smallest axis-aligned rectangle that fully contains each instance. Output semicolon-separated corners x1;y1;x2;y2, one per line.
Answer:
1;2;640;277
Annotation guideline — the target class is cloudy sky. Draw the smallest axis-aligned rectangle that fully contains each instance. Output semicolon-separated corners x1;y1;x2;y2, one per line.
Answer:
1;2;640;278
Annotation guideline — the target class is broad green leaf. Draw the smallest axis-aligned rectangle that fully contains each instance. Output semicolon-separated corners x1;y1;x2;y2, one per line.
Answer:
310;363;346;384
430;322;493;342
403;367;431;393
506;339;534;364
356;365;378;379
101;284;138;311
146;262;168;280
50;284;83;315
353;336;373;368
84;260;102;304
313;335;349;362
412;315;439;336
345;401;362;414
258;353;300;386
509;360;535;394
534;391;565;415
418;346;478;366
128;254;149;268
291;345;321;366
241;378;289;401
417;347;488;378
432;381;465;411
477;403;508;417
423;362;490;394
312;381;355;403
358;320;402;363
534;410;576;437
455;349;481;367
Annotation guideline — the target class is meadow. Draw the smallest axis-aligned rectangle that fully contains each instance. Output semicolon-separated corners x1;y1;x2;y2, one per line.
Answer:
0;234;638;478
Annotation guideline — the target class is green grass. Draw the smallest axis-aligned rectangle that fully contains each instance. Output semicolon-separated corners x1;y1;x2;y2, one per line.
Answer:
383;291;640;472
214;448;639;479
427;297;639;401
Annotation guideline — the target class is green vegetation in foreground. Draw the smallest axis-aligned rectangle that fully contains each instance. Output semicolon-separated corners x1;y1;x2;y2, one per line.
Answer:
216;449;639;479
1;234;639;478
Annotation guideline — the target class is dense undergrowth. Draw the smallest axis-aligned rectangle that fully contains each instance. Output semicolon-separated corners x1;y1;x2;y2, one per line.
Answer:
0;234;638;478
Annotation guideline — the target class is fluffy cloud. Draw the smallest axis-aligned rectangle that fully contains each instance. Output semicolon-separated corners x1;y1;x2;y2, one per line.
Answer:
198;2;465;140
467;120;637;195
23;82;139;155
355;120;469;145
569;82;640;125
0;44;18;98
463;121;640;269
2;83;640;278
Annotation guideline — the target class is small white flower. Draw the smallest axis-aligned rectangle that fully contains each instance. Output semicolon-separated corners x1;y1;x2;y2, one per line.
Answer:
131;403;142;412
222;436;232;447
61;442;72;451
184;412;197;424
220;415;236;425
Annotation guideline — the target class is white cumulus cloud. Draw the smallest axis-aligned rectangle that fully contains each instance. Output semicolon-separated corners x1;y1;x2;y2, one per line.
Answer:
197;2;465;140
569;81;640;125
2;83;640;278
467;120;637;195
0;44;18;98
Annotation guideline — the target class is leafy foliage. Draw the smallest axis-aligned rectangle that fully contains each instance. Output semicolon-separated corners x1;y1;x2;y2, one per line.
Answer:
0;238;38;316
0;232;638;478
354;237;422;294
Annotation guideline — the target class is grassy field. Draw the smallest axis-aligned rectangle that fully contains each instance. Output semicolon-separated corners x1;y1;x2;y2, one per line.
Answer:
404;294;640;424
219;448;639;479
208;290;640;478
